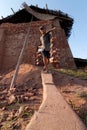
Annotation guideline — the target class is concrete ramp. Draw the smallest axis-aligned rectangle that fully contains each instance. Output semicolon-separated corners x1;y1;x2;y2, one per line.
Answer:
25;72;87;130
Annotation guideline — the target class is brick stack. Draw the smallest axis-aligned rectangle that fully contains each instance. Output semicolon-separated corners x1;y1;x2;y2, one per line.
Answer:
35;51;43;66
50;45;60;69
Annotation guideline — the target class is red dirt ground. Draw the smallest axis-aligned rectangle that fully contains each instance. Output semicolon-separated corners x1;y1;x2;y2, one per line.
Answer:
0;64;87;129
52;71;87;126
0;64;43;130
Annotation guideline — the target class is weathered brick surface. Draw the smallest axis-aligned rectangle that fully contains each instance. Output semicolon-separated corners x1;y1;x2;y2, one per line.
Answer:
0;20;76;71
52;19;76;69
0;28;6;69
0;21;52;71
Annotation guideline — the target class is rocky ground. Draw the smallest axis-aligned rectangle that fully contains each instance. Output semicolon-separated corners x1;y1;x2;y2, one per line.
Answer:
0;64;87;129
0;64;43;130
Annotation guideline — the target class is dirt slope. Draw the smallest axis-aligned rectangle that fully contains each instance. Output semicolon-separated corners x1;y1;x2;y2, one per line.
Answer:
0;64;43;130
0;64;87;129
52;71;87;126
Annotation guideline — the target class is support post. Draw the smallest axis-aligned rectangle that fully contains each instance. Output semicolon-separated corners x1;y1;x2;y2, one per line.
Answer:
10;4;33;89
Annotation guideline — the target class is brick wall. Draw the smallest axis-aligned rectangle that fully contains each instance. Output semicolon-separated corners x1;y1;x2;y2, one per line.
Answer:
51;21;76;69
0;28;6;70
0;19;76;71
0;21;52;71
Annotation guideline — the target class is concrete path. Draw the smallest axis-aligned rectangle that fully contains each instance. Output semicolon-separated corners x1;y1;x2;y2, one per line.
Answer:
25;72;87;130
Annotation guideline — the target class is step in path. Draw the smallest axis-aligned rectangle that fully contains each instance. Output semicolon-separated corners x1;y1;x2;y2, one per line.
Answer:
25;72;87;130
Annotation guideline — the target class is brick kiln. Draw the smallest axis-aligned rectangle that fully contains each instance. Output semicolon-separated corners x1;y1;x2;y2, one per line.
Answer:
0;5;76;71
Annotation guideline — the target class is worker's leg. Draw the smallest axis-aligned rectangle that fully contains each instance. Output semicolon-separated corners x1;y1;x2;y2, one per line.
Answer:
42;50;50;72
43;56;49;71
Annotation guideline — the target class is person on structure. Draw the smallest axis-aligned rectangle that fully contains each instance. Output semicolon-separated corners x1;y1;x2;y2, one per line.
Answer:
39;25;56;72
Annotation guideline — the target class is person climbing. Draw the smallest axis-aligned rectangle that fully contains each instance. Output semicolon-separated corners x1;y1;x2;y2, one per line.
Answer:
39;25;56;72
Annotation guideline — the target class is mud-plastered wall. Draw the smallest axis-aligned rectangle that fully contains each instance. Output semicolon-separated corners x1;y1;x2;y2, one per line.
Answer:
0;21;52;71
0;19;76;72
51;21;76;69
0;28;6;70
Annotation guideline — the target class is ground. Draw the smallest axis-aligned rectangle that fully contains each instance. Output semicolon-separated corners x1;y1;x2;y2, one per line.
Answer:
0;64;87;129
52;70;87;126
0;64;43;130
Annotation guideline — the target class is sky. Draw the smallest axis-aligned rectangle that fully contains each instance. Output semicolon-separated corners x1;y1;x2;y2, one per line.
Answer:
0;0;87;59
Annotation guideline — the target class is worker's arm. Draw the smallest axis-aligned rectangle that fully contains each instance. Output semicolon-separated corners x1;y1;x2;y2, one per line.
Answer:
51;36;57;43
47;27;56;33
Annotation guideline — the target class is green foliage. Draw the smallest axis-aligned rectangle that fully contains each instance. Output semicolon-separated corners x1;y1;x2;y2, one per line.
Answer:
79;108;87;126
68;99;79;111
68;99;87;126
78;92;87;99
52;67;87;126
21;109;34;119
54;68;87;79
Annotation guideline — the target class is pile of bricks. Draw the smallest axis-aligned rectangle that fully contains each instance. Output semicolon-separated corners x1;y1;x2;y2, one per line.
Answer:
35;51;44;66
50;46;60;69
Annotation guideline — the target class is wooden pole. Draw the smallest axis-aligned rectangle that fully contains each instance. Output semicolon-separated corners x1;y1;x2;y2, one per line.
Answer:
10;15;33;89
11;8;15;14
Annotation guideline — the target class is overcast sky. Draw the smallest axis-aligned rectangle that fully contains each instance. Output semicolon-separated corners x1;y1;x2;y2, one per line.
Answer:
0;0;87;59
